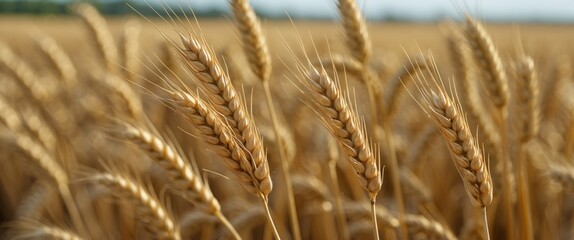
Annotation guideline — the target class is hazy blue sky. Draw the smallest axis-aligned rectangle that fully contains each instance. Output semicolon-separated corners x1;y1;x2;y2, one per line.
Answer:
139;0;574;22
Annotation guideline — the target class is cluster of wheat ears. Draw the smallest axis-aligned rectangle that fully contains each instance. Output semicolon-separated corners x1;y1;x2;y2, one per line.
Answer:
0;0;572;239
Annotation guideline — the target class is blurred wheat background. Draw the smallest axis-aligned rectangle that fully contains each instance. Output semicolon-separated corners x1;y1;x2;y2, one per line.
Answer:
1;0;574;239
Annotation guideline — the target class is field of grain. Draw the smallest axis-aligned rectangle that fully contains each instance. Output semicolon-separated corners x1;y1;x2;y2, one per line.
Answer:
1;1;574;240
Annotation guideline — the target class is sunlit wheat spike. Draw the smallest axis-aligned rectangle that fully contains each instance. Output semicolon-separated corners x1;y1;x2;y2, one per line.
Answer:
299;65;382;200
419;85;493;208
464;17;509;108
231;0;271;82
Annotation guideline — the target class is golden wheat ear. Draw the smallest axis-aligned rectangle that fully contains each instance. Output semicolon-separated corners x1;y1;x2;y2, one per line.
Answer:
112;121;242;239
74;3;120;73
87;165;181;240
410;53;493;239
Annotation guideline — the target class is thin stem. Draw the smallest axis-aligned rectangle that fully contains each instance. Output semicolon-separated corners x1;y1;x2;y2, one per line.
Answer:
328;160;350;240
262;81;301;240
517;144;533;240
261;195;281;240
59;185;89;239
215;211;242;240
482;207;491;240
371;199;380;240
382;119;409;240
497;108;515;240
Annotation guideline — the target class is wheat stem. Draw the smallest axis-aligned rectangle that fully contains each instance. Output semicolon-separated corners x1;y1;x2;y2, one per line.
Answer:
215;210;242;240
497;108;515;240
261;195;281;240
482;207;490;240
371;200;380;240
382;119;408;240
262;81;301;240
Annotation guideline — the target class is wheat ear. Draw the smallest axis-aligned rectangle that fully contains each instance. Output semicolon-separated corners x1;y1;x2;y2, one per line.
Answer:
118;123;241;239
75;3;119;73
230;0;301;238
414;63;493;238
0;44;51;103
169;91;278;238
298;64;382;238
175;32;280;237
464;17;509;108
36;35;77;87
300;66;382;199
90;170;181;240
176;34;270;194
337;0;371;64
231;0;271;82
418;82;493;208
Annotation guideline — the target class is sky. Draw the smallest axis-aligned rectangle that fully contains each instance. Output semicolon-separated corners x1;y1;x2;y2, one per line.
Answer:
136;0;574;22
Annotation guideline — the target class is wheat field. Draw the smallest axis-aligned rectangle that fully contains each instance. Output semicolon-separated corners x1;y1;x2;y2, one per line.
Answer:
1;1;574;239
